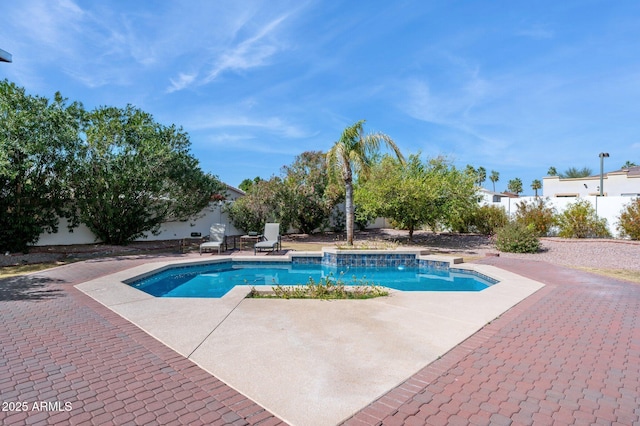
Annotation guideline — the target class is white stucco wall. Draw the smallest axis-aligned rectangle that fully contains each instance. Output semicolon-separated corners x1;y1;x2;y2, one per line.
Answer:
33;189;638;246
482;195;636;237
35;202;243;246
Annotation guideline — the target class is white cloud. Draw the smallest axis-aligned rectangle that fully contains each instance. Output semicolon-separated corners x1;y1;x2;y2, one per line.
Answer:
167;73;198;93
201;132;303;156
165;13;290;92
12;0;85;55
204;15;288;83
193;115;308;139
401;72;490;128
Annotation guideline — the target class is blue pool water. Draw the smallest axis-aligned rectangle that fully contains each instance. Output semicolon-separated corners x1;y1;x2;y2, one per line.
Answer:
129;262;495;298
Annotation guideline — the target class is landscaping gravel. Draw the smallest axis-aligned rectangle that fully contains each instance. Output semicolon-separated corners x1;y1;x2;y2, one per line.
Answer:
356;229;640;272
2;230;639;272
498;238;640;271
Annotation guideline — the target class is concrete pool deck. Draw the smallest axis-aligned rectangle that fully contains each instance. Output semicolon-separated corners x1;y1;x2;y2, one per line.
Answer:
75;254;543;425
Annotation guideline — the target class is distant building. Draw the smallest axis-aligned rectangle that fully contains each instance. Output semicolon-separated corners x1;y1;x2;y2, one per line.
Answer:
478;188;519;204
543;166;640;198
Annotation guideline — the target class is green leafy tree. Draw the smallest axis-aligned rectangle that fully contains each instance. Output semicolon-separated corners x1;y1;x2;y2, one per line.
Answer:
489;170;499;192
616;198;640;240
72;105;225;245
238;176;262;192
225;177;288;233
0;80;83;252
355;154;478;240
621;161;637;169
560;167;592;178
530;179;542;197
281;151;341;233
507;178;523;195
547;166;558;176
228;152;342;234
464;165;487;187
355;155;431;241
441;162;483;232
326;120;404;245
556;199;611;238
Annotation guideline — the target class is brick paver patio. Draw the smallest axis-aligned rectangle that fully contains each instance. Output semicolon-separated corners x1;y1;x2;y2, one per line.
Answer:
0;255;285;425
344;257;640;425
1;254;639;425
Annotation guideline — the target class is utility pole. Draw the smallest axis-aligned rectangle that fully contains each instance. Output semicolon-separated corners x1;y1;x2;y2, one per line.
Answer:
599;152;609;196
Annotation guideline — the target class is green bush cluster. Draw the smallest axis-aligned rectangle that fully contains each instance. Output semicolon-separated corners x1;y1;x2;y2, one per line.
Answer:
514;198;557;236
248;273;389;300
493;221;540;253
556;199;611;238
617;198;640;240
471;204;509;235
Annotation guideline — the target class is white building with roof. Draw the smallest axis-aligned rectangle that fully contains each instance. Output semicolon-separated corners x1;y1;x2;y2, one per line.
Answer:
478;167;640;237
542;166;640;198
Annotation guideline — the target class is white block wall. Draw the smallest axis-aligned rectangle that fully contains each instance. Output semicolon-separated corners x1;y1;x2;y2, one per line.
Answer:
482;195;637;238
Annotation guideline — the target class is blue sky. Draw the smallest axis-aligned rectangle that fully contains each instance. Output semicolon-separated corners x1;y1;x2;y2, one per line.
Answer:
1;0;639;195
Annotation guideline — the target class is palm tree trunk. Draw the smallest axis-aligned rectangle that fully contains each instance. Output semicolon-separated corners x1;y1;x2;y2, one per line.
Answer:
345;180;354;245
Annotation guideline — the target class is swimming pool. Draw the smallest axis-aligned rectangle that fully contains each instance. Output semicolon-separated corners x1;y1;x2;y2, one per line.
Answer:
128;261;497;298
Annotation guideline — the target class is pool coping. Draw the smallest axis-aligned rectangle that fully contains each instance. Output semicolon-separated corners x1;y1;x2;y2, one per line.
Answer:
75;251;545;426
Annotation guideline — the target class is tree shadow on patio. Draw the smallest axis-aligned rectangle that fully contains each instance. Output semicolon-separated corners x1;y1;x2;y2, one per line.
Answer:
0;275;67;301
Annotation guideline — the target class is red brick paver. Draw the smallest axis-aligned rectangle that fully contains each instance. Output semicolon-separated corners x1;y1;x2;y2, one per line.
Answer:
344;258;640;425
0;256;286;425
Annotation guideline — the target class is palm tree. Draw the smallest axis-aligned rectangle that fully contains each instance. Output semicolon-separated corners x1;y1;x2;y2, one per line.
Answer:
326;120;404;245
489;170;499;192
547;166;558;176
477;166;487;187
531;179;542;197
507;177;523;196
622;161;637;169
560;166;592;178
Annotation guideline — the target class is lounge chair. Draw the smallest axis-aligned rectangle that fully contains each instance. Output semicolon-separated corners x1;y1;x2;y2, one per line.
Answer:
254;223;281;255
199;223;226;255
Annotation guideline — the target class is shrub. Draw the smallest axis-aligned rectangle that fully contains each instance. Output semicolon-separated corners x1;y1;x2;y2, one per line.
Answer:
556;199;611;238
617;198;640;240
493;221;540;253
514;198;557;236
470;204;509;235
247;273;389;300
224;199;265;234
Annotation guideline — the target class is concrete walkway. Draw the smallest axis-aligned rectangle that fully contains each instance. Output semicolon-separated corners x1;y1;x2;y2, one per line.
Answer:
1;254;639;425
73;255;541;425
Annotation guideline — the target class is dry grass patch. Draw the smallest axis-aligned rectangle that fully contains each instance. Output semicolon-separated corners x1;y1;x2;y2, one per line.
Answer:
0;262;70;278
336;239;400;250
281;241;327;252
575;267;640;284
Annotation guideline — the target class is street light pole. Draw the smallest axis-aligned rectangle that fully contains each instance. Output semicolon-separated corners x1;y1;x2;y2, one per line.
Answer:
599;152;609;196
